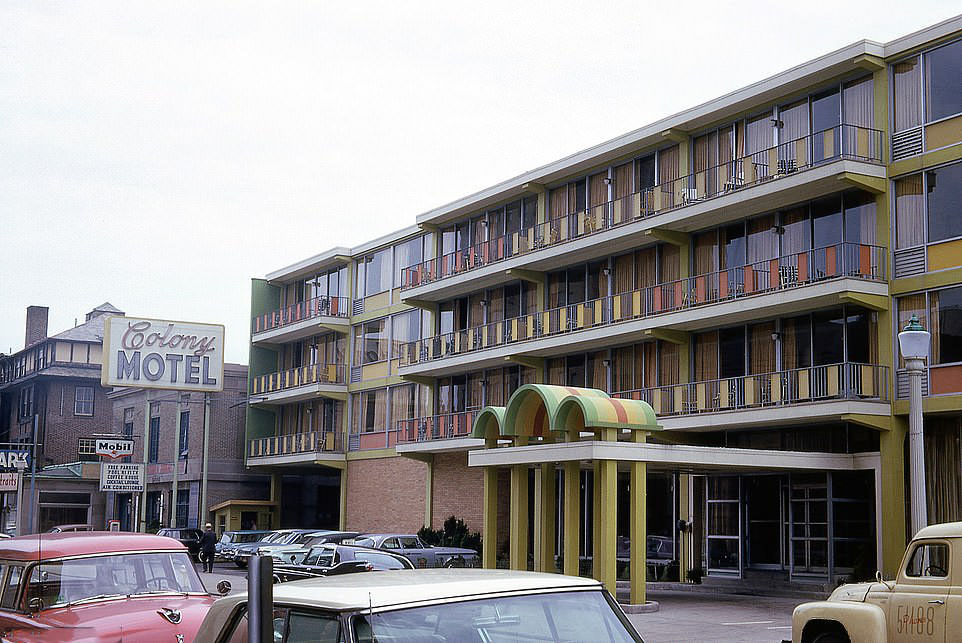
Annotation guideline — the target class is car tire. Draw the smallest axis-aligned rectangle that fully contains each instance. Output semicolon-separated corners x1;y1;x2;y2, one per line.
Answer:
235;560;247;569
443;557;466;568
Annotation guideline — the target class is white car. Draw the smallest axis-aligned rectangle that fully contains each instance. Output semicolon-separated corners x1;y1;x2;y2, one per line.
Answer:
196;568;643;642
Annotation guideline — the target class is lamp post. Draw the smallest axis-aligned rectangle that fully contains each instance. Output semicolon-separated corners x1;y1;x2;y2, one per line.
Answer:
898;314;930;535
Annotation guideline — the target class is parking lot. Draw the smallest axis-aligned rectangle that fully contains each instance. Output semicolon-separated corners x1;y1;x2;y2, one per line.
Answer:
200;564;802;642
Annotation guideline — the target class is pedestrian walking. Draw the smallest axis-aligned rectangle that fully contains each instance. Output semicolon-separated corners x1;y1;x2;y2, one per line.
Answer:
199;522;217;574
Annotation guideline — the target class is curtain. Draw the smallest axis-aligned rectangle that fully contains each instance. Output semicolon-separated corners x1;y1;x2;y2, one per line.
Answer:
843;76;875;128
469;293;484;328
549;186;568;219
488;287;504;323
636;248;657;287
467;373;483;409
548;358;565;385
613;162;632;198
587;351;607;390
893;58;922;132
929;291;942;365
693;134;710;173
749;322;776;374
747;215;777;264
659;145;680;206
548;271;564;309
391;385;416;421
924;417;962;523
372;389;386;431
614;253;634;294
780;100;809;143
641;343;657;388
589;173;608;207
660;244;680;282
899;294;928;368
659;341;679;386
895;175;925;249
693;231;718;275
781;206;811;256
695;332;719;381
614;346;634;392
486;369;504;406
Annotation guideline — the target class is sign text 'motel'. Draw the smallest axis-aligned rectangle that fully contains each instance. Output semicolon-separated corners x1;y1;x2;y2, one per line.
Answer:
102;317;225;393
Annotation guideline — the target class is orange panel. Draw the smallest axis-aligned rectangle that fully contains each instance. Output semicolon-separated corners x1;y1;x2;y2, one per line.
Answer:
825;246;836;277
930;365;962;395
798;253;809;282
769;259;778;290
928;239;962;272
744;266;755;293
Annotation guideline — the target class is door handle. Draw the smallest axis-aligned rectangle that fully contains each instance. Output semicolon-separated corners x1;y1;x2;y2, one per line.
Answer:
928;600;945;605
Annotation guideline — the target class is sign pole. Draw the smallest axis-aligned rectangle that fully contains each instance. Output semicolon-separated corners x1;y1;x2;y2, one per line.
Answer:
199;393;210;528
26;415;38;535
14;462;26;536
139;391;150;532
170;398;182;529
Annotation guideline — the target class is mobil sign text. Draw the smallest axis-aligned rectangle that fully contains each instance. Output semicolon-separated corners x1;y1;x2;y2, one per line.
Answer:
102;316;225;392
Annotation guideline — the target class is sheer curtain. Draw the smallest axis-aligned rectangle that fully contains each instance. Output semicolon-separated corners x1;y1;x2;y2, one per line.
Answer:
694;231;719;275
929;291;942;364
659;342;680;386
636;248;657;287
750;323;776;374
614;346;634;392
925;417;962;523
895;175;925;249
893;58;922;132
486;369;504;406
898;294;928;368
843;76;875;128
695;332;719;381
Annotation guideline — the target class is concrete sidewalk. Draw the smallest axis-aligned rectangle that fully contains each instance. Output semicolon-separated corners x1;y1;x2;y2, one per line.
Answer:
627;590;804;642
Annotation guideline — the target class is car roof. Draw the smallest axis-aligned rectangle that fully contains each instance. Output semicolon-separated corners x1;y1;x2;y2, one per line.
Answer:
357;534;413;540
227;569;600;612
225;530;272;535
0;532;187;561
914;521;962;539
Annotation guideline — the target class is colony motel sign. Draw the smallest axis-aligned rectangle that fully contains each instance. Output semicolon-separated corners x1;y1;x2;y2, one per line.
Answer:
102;316;225;392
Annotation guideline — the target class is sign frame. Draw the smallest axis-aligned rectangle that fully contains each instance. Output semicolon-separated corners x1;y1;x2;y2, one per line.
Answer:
101;315;225;393
94;437;135;460
99;462;146;493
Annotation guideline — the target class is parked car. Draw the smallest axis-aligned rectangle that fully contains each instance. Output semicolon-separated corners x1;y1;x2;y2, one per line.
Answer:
195;568;643;642
793;520;962;642
350;533;480;568
273;543;414;581
0;532;220;642
268;531;361;565
233;529;316;568
45;524;93;533
156;527;203;561
215;529;272;561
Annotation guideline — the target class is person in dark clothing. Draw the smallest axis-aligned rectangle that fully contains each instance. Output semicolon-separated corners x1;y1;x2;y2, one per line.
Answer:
199;523;217;573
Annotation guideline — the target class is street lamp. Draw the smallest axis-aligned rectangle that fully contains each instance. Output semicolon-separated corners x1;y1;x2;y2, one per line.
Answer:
898;314;930;535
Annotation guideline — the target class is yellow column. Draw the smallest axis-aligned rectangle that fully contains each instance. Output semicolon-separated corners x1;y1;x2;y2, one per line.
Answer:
676;473;690;583
592;458;602;578
510;465;529;571
563;461;580;576
881;418;907;576
482;466;498;569
629;434;648;604
535;463;557;572
596;428;618;594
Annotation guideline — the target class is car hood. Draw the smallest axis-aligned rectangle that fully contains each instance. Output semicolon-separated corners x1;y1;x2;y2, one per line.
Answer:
828;581;888;602
4;594;215;642
430;547;478;556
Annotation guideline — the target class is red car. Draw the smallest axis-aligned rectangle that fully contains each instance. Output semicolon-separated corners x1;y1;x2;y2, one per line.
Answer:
0;532;217;642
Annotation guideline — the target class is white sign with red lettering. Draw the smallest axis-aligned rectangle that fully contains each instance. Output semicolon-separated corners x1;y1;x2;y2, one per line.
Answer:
0;473;18;492
95;438;135;459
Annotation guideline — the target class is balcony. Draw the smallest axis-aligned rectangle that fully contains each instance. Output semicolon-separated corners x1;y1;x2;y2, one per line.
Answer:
399;243;886;376
250;364;347;404
251;295;350;344
247;430;345;466
393;411;483;454
401;124;884;301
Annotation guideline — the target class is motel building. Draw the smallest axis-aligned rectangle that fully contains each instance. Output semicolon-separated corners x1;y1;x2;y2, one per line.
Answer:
246;17;962;598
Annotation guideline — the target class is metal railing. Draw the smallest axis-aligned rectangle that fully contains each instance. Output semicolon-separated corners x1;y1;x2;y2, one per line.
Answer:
252;295;350;334
251;363;346;395
612;363;889;416
400;124;884;290
248;430;344;458
399;242;885;367
396;411;477;443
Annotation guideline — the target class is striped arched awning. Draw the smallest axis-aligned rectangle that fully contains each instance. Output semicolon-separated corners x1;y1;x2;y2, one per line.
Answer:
471;406;506;440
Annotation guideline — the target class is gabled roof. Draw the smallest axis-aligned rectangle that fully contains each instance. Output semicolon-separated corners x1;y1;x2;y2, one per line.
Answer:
50;304;125;343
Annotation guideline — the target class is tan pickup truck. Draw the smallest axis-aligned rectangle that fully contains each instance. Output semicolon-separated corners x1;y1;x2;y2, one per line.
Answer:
792;521;962;642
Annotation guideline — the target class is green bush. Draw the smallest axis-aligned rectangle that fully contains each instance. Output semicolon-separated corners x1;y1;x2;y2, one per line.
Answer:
418;515;482;558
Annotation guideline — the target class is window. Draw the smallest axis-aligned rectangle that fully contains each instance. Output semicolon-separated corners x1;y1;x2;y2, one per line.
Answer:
930;286;962;365
74;386;94;416
354;319;386;364
925;39;962;123
1;566;22;609
225;607;341;643
17;386;32;419
178;410;189;459
390;310;420;361
896;160;962;250
905;542;949;577
363;247;392;296
176;489;189;528
148;416;160;463
352;388;386;433
894;57;922;132
394;236;425;287
78;437;98;462
122;408;134;464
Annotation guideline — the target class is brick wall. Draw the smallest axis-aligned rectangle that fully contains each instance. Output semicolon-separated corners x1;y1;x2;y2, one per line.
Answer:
430;452;484;533
344;456;427;533
40;378;113;466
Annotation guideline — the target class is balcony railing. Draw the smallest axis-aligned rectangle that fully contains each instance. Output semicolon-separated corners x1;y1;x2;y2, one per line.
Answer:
252;295;350;334
396;411;477;444
251;363;346;395
248;430;343;458
400;124;883;290
399;242;885;367
612;363;889;416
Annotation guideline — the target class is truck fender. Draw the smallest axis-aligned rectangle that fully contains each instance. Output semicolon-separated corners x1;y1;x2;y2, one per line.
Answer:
792;600;886;643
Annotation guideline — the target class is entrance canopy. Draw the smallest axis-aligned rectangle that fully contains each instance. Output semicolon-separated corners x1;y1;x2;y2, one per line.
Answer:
471;384;660;440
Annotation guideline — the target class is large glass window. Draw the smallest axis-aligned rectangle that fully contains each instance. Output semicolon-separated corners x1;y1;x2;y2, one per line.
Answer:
394;236;424;287
363;247;392;296
926;162;962;243
355;319;387;364
930;286;962;365
353;388;386;433
925;39;962;123
894;57;922;132
391;310;420;361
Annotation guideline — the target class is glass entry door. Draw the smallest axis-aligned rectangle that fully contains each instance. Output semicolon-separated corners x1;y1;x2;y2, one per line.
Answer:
790;473;829;576
706;476;741;576
745;475;785;569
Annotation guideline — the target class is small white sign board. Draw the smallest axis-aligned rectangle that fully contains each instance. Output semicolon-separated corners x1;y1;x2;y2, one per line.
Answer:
95;438;135;459
100;462;145;492
0;473;18;492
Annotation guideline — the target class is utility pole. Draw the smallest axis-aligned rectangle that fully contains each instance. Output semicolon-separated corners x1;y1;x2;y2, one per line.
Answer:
199;393;211;527
26;414;38;535
169;396;182;528
139;391;150;532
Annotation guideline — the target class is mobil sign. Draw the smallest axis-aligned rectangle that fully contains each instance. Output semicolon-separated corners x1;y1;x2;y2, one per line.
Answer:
102;316;224;392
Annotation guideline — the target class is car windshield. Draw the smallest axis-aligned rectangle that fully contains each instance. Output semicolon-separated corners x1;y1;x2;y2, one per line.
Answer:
352;538;375;547
353;590;639;642
263;532;287;544
25;552;205;609
236;533;264;543
353;551;409;570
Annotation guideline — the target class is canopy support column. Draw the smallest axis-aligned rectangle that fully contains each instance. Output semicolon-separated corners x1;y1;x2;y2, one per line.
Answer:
509;465;529;571
535;463;556;572
482;466;498;569
630;431;648;605
562;461;580;576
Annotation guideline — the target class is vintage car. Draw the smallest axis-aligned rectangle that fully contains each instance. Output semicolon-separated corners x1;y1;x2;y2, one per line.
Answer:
156;527;203;561
266;531;360;564
792;521;962;642
195;568;643;642
215;529;272;561
0;532;218;642
350;533;480;568
272;543;415;581
233;529;316;568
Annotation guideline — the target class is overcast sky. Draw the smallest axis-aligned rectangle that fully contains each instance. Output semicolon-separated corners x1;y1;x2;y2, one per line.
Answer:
1;1;957;363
